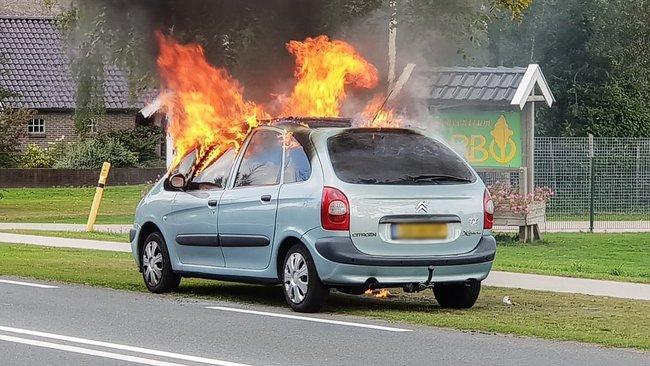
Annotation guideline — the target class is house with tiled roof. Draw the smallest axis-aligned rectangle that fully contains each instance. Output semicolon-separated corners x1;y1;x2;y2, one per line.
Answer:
0;15;151;150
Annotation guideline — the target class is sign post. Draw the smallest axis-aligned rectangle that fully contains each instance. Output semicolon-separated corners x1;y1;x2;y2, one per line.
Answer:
86;162;111;232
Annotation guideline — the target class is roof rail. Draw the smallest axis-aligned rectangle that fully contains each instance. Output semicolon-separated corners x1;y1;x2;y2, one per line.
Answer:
262;117;352;129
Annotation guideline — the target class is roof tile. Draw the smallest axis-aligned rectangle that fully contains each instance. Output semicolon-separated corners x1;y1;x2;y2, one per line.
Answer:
422;67;526;105
0;17;151;110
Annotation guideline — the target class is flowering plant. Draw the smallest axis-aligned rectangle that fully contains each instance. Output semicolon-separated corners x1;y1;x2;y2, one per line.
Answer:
487;182;554;214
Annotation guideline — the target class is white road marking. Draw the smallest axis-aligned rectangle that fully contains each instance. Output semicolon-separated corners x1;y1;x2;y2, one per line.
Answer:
0;326;251;366
0;334;189;366
0;279;58;289
206;306;412;333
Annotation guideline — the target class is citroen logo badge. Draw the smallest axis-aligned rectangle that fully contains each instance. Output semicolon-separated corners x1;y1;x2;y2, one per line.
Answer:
416;201;428;213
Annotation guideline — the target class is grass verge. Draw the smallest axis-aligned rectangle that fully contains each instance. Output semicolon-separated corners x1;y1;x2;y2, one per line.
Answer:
0;229;129;242
0;186;143;224
494;233;650;283
0;228;647;283
0;243;648;349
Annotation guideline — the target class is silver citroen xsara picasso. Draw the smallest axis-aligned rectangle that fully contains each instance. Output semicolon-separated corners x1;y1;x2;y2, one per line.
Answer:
130;118;496;312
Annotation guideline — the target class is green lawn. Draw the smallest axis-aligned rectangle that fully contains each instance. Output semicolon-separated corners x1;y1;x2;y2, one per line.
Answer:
0;229;129;242
2;227;647;284
494;233;650;283
0;185;144;224
3;186;648;224
0;243;647;349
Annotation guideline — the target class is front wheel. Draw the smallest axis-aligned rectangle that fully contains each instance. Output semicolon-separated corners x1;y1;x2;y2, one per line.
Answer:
282;244;329;312
141;232;181;293
433;280;481;309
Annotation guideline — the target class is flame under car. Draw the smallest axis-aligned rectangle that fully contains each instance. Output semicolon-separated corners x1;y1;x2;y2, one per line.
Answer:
130;117;496;312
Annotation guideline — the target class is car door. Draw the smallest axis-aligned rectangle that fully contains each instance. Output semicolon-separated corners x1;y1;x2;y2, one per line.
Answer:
165;148;236;268
218;128;283;270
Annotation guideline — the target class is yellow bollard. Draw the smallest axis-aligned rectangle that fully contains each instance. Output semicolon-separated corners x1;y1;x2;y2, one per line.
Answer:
86;162;111;232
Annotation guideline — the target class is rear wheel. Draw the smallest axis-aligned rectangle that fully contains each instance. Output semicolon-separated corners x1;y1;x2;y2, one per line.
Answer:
282;244;329;312
141;232;181;293
433;280;481;309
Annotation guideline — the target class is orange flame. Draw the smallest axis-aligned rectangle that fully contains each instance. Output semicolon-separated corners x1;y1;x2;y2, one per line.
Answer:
359;93;402;128
156;32;269;171
364;288;392;299
281;35;379;117
156;33;405;172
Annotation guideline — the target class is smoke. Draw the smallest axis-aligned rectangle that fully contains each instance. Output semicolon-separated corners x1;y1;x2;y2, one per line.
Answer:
67;0;378;103
66;0;472;134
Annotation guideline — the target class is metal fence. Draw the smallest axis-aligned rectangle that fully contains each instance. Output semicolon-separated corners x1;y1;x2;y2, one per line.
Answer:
482;137;650;232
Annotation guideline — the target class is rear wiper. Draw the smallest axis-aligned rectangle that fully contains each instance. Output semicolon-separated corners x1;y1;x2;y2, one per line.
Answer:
406;174;472;183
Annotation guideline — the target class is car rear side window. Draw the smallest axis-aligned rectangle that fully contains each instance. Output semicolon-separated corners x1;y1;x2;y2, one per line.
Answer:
192;148;235;189
234;129;283;187
283;135;311;183
327;130;475;185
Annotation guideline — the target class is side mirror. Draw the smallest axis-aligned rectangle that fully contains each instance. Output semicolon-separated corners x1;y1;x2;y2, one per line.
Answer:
168;173;186;189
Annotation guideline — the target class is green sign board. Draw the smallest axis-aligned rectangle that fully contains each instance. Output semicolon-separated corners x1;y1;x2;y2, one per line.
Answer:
437;110;523;168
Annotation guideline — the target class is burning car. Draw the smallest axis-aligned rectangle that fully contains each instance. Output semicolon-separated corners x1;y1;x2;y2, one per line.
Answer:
129;117;496;312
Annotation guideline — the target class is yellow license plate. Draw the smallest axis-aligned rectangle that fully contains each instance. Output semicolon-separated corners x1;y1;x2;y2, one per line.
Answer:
393;223;448;240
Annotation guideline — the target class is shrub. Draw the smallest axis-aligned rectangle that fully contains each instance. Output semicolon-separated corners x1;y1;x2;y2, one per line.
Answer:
20;144;55;168
54;137;138;169
0;107;34;168
99;125;163;164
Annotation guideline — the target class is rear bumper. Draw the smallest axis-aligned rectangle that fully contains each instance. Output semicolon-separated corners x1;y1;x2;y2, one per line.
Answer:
314;235;496;266
311;235;495;286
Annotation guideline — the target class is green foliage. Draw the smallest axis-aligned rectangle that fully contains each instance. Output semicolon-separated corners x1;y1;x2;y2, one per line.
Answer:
98;125;163;164
20;144;55;168
54;137;138;169
493;0;534;19
486;0;650;137
0;108;35;168
69;4;106;135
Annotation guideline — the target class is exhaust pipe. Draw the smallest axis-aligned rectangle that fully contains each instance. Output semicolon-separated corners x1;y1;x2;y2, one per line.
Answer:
364;277;379;290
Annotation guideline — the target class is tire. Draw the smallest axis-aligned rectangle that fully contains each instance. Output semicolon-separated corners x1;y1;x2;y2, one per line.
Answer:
141;231;181;293
282;244;329;312
433;280;481;309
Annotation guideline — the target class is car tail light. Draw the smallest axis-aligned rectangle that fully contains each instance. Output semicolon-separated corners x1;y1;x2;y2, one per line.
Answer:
484;189;494;230
321;186;350;231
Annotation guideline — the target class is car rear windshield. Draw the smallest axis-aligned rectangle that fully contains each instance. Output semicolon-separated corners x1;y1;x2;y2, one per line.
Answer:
327;129;475;185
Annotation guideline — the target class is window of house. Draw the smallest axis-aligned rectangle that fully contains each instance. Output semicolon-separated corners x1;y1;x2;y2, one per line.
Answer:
88;119;98;133
28;118;45;134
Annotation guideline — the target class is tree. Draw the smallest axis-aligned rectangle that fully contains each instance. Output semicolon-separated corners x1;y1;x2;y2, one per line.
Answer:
48;0;531;105
0;107;35;168
486;0;650;137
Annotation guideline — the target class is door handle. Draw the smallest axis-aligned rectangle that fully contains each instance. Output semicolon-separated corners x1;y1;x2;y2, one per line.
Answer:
260;194;272;202
207;200;218;207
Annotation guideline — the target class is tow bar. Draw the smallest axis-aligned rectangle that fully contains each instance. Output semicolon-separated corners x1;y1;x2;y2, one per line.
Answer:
403;265;435;293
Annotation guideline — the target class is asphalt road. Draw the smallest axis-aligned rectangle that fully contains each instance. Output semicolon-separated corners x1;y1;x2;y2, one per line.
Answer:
0;277;647;366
